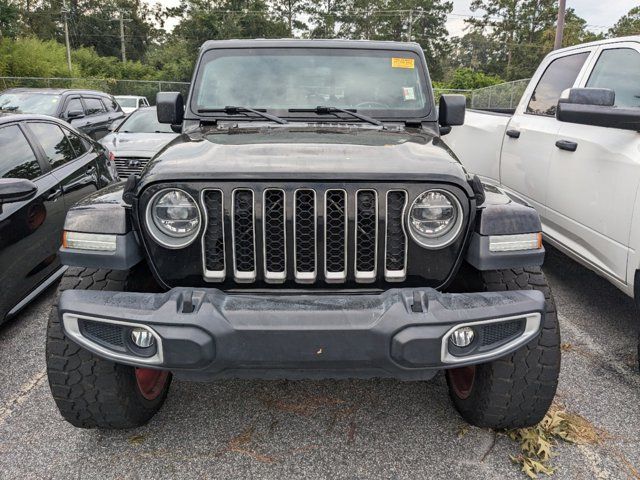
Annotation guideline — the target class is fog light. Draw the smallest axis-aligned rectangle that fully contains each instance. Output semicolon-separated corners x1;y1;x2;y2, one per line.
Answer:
131;328;155;348
450;327;475;348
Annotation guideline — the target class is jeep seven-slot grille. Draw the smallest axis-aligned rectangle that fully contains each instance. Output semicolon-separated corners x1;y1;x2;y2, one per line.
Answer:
201;188;408;284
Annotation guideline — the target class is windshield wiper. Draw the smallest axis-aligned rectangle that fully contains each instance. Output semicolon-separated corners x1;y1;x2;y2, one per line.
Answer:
288;106;385;128
0;106;19;112
197;106;288;124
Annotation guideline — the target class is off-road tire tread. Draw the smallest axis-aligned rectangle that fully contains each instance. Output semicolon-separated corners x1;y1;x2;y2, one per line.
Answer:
447;266;560;429
46;267;170;429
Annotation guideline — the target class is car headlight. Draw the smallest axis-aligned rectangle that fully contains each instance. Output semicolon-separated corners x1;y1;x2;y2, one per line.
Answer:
146;189;201;248
407;190;463;249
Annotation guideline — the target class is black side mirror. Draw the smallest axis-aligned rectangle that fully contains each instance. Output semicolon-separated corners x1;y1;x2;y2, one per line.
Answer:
66;109;85;120
157;92;184;125
0;178;38;205
557;88;640;131
438;94;466;135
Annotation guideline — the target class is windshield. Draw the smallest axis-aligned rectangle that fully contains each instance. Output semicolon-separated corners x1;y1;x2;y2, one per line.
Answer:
192;48;431;119
0;92;61;114
116;97;138;108
118;108;174;133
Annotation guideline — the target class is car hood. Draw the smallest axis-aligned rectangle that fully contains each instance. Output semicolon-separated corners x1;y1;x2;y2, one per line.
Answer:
140;125;471;193
100;132;178;156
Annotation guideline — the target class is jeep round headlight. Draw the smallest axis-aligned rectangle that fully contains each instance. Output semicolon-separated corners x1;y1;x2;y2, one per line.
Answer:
408;190;463;249
146;189;201;248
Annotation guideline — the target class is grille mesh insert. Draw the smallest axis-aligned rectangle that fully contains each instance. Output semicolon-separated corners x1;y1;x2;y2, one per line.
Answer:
203;190;225;273
481;319;525;346
233;189;255;273
264;189;286;274
325;190;347;274
385;191;407;272
82;321;125;348
295;190;316;274
356;190;377;274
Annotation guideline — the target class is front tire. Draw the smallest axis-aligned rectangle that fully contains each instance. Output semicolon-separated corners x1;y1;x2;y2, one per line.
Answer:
446;266;561;429
46;266;171;429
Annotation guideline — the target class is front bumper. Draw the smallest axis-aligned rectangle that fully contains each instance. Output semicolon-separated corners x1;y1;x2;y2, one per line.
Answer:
59;287;545;381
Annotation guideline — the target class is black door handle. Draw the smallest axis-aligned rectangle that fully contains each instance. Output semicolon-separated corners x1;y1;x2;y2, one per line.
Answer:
555;140;578;152
506;129;520;139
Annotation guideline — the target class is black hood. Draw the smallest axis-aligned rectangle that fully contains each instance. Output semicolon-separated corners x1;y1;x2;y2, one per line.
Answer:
139;125;471;194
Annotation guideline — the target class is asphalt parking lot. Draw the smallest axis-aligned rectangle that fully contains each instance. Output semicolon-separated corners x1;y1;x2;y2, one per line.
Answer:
1;246;638;480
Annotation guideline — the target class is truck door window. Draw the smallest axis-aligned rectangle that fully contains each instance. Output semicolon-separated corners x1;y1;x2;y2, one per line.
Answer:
526;52;589;116
586;48;640;109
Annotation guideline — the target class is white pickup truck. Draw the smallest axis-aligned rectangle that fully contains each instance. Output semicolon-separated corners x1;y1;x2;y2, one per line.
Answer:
447;36;640;308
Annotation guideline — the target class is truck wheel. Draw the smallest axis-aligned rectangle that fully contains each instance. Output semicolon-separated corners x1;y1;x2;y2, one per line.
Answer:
446;266;560;429
46;266;171;429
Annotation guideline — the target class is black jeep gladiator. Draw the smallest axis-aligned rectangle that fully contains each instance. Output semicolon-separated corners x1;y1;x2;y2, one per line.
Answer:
46;39;560;430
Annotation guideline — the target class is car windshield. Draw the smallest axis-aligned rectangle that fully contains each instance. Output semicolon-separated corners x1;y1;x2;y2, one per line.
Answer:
118;108;174;133
192;48;431;119
116;97;138;108
0;92;61;114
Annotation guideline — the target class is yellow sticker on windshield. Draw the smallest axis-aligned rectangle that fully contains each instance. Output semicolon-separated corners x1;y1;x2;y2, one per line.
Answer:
392;58;415;69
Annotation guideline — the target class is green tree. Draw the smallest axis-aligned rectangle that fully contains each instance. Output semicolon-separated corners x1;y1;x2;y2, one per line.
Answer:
270;0;309;36
169;0;288;52
15;0;161;62
540;8;603;50
305;0;346;38
0;37;73;77
0;0;20;39
463;0;599;80
609;6;640;38
144;37;195;82
446;67;503;90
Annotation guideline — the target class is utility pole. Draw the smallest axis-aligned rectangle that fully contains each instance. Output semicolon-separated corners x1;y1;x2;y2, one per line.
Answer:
554;0;566;50
113;11;131;63
61;0;72;73
407;10;413;42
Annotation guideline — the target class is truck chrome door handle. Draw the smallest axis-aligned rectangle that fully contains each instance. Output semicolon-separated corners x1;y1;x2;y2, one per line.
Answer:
506;129;520;139
555;140;578;152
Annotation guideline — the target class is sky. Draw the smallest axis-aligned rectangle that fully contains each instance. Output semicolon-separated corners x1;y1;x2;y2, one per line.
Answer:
154;0;639;36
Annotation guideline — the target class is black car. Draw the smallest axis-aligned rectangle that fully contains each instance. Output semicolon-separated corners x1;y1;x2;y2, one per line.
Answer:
0;88;125;140
0;114;118;324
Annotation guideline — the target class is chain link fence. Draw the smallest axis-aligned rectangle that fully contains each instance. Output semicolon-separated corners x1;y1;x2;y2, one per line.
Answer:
0;77;190;104
469;79;530;112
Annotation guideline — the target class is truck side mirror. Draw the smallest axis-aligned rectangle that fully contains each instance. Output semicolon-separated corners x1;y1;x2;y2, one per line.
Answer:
157;92;184;125
557;87;640;131
438;94;466;135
